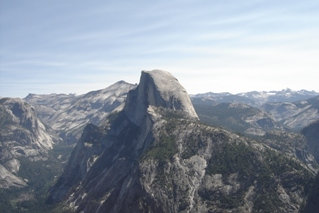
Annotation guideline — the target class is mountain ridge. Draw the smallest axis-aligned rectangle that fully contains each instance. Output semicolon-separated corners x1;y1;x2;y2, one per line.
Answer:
124;70;198;126
48;70;315;213
262;95;319;130
191;89;319;107
25;80;136;143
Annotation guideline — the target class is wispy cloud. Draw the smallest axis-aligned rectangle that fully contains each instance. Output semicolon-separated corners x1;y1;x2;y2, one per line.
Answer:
1;0;319;97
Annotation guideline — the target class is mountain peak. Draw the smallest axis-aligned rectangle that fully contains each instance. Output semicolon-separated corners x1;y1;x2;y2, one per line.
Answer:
124;70;198;125
107;80;132;88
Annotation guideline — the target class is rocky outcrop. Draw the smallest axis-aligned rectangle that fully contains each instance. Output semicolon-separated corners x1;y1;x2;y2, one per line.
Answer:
125;70;198;126
0;164;26;188
49;70;314;213
0;98;56;188
48;70;197;205
25;81;136;143
47;124;108;203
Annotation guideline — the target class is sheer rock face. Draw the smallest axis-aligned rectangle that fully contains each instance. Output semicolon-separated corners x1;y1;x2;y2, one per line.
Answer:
302;121;319;213
124;70;198;126
0;98;56;188
49;70;313;213
0;98;55;157
49;70;199;206
302;120;319;164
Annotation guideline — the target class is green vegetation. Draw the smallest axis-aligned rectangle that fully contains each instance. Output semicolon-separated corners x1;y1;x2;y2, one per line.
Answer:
142;113;180;186
205;142;312;212
193;102;257;133
0;143;73;213
257;131;306;154
203;143;257;208
181;134;205;159
143;110;182;162
206;142;257;178
145;134;177;162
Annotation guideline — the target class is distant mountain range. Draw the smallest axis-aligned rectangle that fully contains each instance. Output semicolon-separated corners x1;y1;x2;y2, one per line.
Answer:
25;81;136;143
191;89;319;107
24;87;319;142
191;90;319;132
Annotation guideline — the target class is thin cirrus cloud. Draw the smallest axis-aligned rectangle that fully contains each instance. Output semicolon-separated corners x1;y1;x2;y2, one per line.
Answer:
0;0;319;97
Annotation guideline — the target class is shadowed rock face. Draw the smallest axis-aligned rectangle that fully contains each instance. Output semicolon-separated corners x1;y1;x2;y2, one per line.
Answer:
303;173;319;213
125;70;198;126
48;70;198;207
302;120;319;213
302;120;319;164
49;70;314;213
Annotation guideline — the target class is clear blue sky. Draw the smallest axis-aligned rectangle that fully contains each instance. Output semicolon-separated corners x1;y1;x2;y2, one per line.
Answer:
1;0;319;97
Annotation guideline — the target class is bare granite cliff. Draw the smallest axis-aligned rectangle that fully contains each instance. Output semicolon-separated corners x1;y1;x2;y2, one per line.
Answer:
0;98;56;188
124;70;198;126
48;70;314;213
25;81;136;143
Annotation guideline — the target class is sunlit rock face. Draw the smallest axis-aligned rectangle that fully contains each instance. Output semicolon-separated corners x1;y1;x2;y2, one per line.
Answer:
25;81;136;143
49;70;313;213
0;98;56;188
124;70;198;126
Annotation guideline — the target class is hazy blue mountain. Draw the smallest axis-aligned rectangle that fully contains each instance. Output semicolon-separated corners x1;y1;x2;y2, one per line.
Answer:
191;89;319;107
